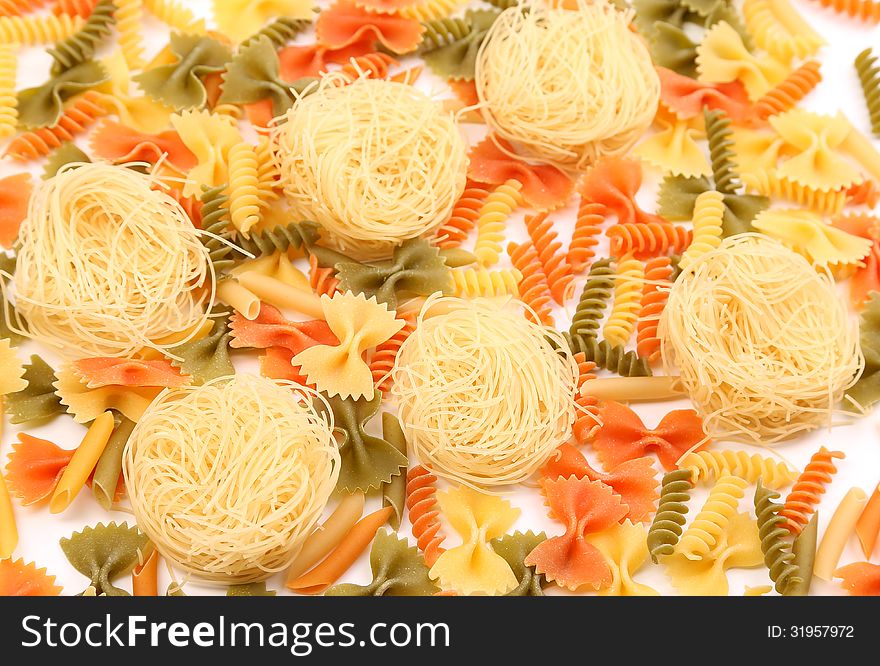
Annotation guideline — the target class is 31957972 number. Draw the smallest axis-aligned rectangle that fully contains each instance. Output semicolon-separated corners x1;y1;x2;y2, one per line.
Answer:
768;626;854;638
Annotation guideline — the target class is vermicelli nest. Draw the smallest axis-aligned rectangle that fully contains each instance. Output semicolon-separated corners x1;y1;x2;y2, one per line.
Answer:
391;295;578;487
123;375;340;583
12;162;212;358
271;76;468;260
659;234;864;444
474;0;660;171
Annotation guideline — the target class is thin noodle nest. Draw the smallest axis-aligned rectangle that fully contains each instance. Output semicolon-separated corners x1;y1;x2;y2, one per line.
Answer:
391;295;578;487
659;234;863;444
12;162;212;359
123;374;340;583
272;76;468;260
474;1;660;171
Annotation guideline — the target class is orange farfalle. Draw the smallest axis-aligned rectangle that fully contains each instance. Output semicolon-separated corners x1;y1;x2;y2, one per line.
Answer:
524;476;628;591
448;78;479;107
353;0;421;11
581;156;668;226
656;67;751;123
0;559;62;596
832;214;880;309
836;562;880;596
468;136;575;211
229;303;338;353
591;400;707;471
5;434;74;506
316;2;425;54
0;173;33;249
72;358;190;388
244;99;275;128
278;38;375;82
259;347;314;387
91;121;197;172
542;444;658;522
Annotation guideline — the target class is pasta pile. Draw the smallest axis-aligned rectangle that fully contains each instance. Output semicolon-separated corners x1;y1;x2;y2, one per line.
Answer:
474;1;660;170
124;375;340;583
12;162;212;358
0;0;879;601
272;76;468;259
392;295;578;487
660;234;863;443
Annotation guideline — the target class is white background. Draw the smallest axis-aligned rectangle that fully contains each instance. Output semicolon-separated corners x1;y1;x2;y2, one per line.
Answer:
1;0;879;596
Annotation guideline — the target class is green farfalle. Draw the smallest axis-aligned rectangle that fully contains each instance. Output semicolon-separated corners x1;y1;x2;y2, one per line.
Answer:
17;60;109;130
721;193;768;236
649;22;699;78
168;310;234;383
491;531;548;597
701;1;754;50
656;175;768;236
847;291;880;409
318;390;407;494
60;522;149;596
134;32;232;111
423;9;500;81
335;238;453;310
218;36;296;118
43;143;91;180
49;0;116;74
227;582;277;596
380;412;408;530
325;530;437;596
5;355;64;424
632;0;692;39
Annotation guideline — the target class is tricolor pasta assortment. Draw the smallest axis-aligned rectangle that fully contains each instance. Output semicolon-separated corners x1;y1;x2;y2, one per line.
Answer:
0;0;878;598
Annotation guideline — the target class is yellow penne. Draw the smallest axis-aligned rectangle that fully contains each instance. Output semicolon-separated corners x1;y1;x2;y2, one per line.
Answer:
49;411;115;514
216;279;260;320
582;376;686;402
237;272;324;320
0;471;17;559
814;487;869;581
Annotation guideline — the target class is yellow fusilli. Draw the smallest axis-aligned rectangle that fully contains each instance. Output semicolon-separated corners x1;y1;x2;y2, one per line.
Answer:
603;254;644;347
113;0;145;70
227;142;262;238
473;179;522;267
142;0;205;34
0;43;16;138
680;450;800;490
680;190;724;270
450;267;522;298
0;13;83;45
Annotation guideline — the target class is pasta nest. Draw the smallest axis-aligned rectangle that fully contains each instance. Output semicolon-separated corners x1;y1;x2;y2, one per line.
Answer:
659;234;863;444
271;76;468;260
12;162;212;358
474;0;660;171
392;295;578;487
124;374;340;583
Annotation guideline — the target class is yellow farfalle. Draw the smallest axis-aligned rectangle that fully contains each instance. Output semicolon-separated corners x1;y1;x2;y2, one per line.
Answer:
770;110;862;191
752;208;872;269
428;485;520;595
99;50;173;134
732;127;791;175
170;109;242;197
0;338;27;396
293;292;404;400
636;107;709;178
53;365;162;424
587;520;658;596
696;21;787;100
213;0;314;42
664;511;766;596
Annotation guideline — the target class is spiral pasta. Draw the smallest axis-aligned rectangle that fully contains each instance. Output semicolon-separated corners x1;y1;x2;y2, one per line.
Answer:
603;254;643;347
0;12;83;44
1;0;48;17
743;0;824;63
780;447;845;535
405;465;446;567
507;241;554;327
308;254;339;298
113;0;145;70
400;0;464;21
48;0;114;73
226;143;261;237
253;136;279;211
569;257;614;339
240;17;309;49
812;0;880;22
754;60;822;121
449;267;521;298
572;354;600;444
0;43;16;138
607;222;692;258
742;169;848;215
755;481;802;594
680;450;800;490
198;184;237;273
233;221;317;259
474;179;521;267
524;212;573;305
568;198;604;273
53;0;96;16
647;469;693;563
680;191;724;270
636;256;672;363
704;108;741;195
419;16;471;51
678;475;749;560
370;314;415;393
855;48;880;136
435;180;491;249
142;0;205;33
563;334;652;377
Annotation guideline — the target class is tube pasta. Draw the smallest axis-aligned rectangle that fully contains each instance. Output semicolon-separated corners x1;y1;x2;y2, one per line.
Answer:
855;483;880;558
814;487;869;581
581;376;685;402
236;272;324;320
216;279;260;321
132;547;158;596
0;466;17;559
49;411;114;514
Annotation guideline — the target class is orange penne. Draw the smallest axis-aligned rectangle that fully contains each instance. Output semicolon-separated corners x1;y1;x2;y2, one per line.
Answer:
856;483;880;558
132;547;159;597
286;506;392;595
